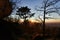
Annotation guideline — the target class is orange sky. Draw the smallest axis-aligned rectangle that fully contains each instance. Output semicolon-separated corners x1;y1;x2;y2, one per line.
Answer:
45;19;60;23
29;19;60;23
18;19;60;23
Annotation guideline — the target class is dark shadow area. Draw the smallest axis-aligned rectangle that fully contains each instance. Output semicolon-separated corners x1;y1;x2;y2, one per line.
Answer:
1;19;60;40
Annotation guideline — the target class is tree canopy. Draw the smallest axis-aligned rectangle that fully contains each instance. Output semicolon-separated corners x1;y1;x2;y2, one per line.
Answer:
16;6;35;20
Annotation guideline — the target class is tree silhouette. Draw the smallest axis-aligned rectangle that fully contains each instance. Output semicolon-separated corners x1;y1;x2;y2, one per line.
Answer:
16;6;35;21
35;0;60;39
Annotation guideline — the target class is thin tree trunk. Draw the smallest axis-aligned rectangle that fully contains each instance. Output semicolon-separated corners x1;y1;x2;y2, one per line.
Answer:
43;10;45;39
43;1;46;39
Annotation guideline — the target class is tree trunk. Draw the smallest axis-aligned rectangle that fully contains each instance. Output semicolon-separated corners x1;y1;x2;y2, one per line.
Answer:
43;2;46;39
43;10;45;39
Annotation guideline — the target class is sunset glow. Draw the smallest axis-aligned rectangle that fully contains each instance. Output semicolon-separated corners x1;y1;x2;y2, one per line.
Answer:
29;19;60;23
45;19;60;23
18;19;60;23
19;19;24;23
29;19;40;23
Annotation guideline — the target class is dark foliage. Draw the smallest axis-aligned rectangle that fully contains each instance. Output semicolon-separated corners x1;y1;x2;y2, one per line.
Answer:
16;6;35;20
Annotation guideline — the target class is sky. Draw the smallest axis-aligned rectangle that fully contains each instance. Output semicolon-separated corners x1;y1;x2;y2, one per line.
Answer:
11;0;60;19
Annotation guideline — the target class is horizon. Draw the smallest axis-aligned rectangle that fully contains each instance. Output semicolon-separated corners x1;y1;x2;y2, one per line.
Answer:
18;18;60;23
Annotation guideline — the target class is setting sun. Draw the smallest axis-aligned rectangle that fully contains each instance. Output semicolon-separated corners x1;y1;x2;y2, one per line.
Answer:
19;19;24;23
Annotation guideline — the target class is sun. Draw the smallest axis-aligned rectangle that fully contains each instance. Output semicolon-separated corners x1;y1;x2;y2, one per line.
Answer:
30;20;35;22
18;19;40;23
19;19;24;23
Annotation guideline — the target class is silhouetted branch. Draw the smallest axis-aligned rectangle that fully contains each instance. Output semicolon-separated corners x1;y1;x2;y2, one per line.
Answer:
47;7;60;11
29;13;35;17
46;10;58;14
46;0;60;7
38;16;43;22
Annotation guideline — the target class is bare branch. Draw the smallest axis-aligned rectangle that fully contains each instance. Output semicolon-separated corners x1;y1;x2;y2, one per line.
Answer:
47;7;60;10
29;13;35;17
38;16;43;22
35;7;44;11
36;10;44;11
46;10;58;14
54;6;60;15
35;0;60;19
46;0;60;7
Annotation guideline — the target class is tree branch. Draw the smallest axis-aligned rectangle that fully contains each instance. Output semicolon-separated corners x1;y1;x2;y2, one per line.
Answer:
46;10;58;14
46;7;60;11
46;0;60;7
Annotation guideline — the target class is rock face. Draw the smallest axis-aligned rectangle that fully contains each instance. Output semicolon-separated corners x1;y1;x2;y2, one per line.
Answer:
0;0;12;19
